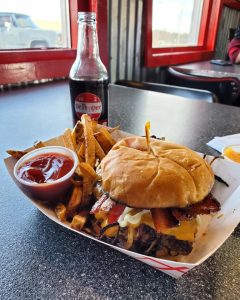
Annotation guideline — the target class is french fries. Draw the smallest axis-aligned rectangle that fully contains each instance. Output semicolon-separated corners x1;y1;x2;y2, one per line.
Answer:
6;141;46;160
82;176;93;206
95;127;116;153
77;142;85;162
7;113;118;232
91;119;98;133
63;128;76;152
79;115;98;205
63;128;81;176
107;125;120;133
81;114;95;167
73;117;116;208
33;141;46;149
71;120;83;148
66;185;83;217
79;162;100;181
55;203;67;222
94;138;105;160
70;212;88;231
145;121;151;153
6;149;28;159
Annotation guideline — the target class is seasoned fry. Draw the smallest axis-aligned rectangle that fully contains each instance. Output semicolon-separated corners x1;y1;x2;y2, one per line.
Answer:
63;128;81;175
7;141;45;160
81;114;95;167
80;162;100;181
82;177;93;206
75;138;84;153
33;141;46;149
71;120;83;148
63;128;76;152
77;142;85;162
95;127;116;153
66;185;83;217
71;178;82;187
94;138;105;160
55;203;67;222
107;125;120;133
6;149;28;159
70;213;88;231
91;120;98;133
145;121;151;153
101;127;116;145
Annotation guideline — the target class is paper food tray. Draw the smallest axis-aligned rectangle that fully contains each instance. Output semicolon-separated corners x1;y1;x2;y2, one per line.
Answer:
4;129;240;279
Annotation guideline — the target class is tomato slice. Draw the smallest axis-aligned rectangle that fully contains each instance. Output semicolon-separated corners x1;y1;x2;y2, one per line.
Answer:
150;208;179;233
108;203;126;224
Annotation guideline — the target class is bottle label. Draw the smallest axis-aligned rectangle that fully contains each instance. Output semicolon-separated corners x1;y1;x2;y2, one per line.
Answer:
74;92;102;120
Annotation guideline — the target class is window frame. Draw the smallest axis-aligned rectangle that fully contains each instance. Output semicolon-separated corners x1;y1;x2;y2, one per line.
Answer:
0;0;108;85
144;0;239;67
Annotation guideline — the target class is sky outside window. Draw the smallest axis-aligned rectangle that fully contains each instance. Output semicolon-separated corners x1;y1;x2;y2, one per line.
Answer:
152;0;203;48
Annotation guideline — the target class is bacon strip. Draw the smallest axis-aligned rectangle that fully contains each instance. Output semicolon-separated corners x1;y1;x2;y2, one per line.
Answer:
90;194;108;214
90;193;116;215
151;208;179;233
171;194;220;221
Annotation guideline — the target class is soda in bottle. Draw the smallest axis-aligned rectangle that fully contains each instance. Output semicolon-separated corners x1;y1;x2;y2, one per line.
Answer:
69;12;109;125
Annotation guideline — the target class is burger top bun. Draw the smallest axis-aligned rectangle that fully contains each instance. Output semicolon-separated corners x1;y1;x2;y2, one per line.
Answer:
101;136;214;208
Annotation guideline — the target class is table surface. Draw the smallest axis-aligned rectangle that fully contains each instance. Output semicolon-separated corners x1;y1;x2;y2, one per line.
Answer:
1;81;240;300
175;60;240;80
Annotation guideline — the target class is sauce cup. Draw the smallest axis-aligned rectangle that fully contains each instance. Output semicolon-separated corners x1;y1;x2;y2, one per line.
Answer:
13;146;79;202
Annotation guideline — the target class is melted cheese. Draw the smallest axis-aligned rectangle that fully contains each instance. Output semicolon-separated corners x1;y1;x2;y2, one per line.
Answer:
161;219;198;242
118;207;149;227
95;206;198;241
118;208;198;241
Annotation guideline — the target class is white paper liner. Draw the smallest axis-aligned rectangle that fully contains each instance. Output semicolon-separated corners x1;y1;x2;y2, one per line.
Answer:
207;133;240;152
4;129;240;279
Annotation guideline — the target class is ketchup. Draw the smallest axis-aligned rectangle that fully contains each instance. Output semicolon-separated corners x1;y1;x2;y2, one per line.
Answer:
17;153;74;184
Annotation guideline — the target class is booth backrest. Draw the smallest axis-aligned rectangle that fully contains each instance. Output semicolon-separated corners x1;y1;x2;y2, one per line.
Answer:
115;80;216;103
167;67;240;106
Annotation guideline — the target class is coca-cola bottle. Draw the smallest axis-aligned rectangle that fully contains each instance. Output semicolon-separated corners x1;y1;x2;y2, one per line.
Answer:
69;12;109;125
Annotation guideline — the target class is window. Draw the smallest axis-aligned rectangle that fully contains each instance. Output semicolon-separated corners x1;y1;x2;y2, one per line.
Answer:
0;0;70;49
144;0;228;67
0;0;108;85
152;0;204;48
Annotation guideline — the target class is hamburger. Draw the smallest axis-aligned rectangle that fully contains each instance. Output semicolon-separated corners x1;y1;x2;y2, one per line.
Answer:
89;136;220;258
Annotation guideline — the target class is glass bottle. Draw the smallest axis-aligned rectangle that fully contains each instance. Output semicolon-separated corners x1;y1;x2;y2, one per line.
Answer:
69;12;109;125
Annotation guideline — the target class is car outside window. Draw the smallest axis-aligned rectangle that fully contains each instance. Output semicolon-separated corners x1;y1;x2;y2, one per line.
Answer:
0;0;70;49
14;14;37;28
0;0;108;85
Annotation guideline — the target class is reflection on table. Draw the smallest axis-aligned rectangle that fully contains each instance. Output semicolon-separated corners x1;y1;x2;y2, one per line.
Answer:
172;60;240;80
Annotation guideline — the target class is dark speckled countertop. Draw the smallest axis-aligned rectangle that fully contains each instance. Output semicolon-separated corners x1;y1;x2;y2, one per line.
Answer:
1;82;240;299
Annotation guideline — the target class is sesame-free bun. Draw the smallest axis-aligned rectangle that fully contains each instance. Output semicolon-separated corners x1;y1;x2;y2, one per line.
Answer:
101;136;214;208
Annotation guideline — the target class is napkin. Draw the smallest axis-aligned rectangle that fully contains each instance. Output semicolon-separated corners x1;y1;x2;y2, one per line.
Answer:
207;133;240;152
